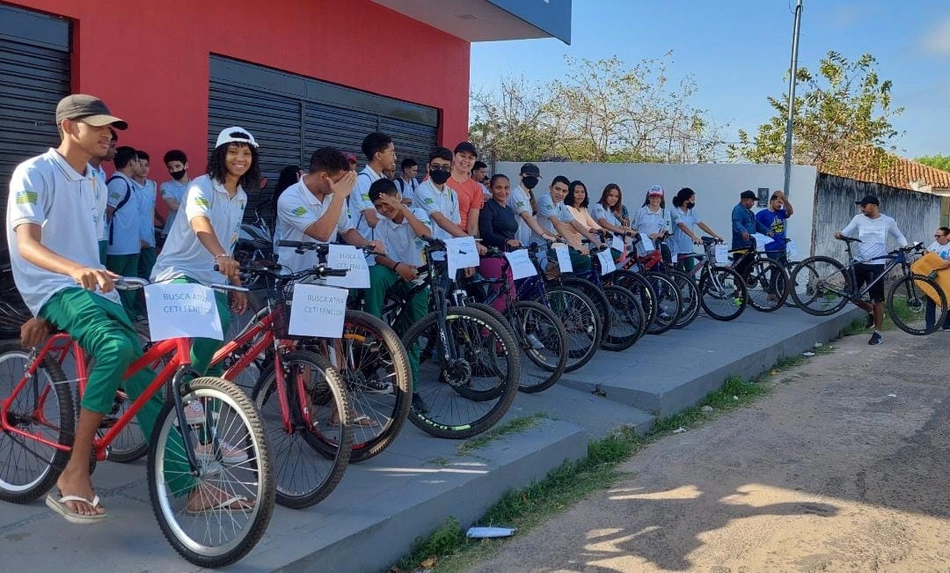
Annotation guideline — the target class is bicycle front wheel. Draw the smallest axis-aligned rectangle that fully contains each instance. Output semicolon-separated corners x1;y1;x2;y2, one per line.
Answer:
887;274;948;335
601;285;646;352
403;306;520;439
544;285;602;372
148;376;274;568
252;351;352;508
744;257;789;312
789;256;850;316
644;272;682;334
511;300;568;394
668;268;701;329
699;266;748;321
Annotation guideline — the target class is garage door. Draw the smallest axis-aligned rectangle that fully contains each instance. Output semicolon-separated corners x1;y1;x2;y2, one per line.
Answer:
0;5;71;249
208;56;439;217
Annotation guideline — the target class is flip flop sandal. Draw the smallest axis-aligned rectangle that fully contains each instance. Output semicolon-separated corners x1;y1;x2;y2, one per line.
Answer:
46;494;107;524
186;494;254;515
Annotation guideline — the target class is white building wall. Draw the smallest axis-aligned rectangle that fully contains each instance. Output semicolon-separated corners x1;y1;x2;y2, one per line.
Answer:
495;162;819;257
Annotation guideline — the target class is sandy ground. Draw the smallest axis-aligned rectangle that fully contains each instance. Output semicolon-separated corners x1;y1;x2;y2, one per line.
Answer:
468;329;950;572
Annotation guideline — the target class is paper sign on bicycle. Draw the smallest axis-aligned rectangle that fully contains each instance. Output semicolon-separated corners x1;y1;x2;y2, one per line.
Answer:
713;244;730;264
638;235;655;254
446;236;480;277
752;233;772;252
505;249;537;280
597;250;616;275
786;240;798;258
611;235;625;252
144;283;223;342
552;243;573;273
288;284;346;338
324;244;370;289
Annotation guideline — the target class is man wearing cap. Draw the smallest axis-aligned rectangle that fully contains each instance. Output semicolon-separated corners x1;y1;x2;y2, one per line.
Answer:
5;94;163;522
344;152;358;172
507;163;557;248
835;195;908;345
731;189;773;277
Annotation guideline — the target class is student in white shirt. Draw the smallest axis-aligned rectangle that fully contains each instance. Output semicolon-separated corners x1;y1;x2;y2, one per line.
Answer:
506;163;557;249
272;147;384;274
350;132;397;246
395;158;419;205
89;128;117;263
159;149;190;245
132;149;158;286
834;194;908;345
152;127;257;375
104;146;142;315
412;147;467;242
536;175;598;272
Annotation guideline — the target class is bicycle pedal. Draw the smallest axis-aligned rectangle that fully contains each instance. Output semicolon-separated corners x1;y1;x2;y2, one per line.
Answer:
99;416;119;429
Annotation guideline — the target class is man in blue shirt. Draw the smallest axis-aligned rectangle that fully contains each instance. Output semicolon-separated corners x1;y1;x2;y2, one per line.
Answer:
731;190;772;276
755;190;794;260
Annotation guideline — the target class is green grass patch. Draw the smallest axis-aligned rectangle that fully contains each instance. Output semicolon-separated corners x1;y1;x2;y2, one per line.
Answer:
841;316;867;337
456;413;549;456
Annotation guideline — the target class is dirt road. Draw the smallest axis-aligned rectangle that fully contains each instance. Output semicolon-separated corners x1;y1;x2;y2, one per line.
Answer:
469;330;950;572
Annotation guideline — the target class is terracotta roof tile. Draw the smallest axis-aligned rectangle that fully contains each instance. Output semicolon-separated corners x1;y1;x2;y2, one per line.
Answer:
820;151;950;190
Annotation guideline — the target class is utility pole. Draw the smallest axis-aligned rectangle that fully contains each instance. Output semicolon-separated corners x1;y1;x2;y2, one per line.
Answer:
783;0;803;196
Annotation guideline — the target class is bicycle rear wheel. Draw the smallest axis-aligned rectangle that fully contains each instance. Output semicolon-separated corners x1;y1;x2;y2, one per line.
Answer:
511;300;568;393
561;277;612;346
148;376;274;568
887;274;947;335
543;285;602;372
601;285;646;351
612;270;658;327
699;266;748;321
252;351;351;508
403;306;520;439
789;256;850;316
0;343;73;503
744;258;789;312
668;268;701;329
644;272;681;334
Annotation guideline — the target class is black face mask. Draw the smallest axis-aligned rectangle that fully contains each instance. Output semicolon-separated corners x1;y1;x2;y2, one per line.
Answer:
169;169;187;181
687;201;695;209
522;176;539;190
429;169;451;185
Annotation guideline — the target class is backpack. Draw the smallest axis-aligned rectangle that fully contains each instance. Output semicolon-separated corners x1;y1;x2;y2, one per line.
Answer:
106;175;133;245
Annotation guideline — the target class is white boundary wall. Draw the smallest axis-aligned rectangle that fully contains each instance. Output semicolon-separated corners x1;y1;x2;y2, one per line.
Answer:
495;162;819;257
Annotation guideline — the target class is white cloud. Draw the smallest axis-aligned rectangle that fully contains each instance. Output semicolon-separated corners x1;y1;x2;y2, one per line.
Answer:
922;18;950;55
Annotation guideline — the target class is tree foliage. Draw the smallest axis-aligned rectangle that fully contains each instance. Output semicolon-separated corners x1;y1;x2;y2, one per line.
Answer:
469;53;725;164
915;155;950;172
728;51;903;174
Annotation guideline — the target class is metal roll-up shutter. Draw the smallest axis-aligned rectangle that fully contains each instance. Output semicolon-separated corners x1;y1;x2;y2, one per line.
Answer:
0;5;70;249
303;103;377;162
207;81;302;216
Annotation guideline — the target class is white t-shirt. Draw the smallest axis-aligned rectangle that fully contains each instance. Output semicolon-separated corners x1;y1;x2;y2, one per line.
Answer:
395;177;418;204
840;213;908;265
413;178;461;242
105;171;142;255
273;179;353;273
670;206;701;256
375;208;431;267
536;192;575;236
634;205;670;237
160;179;189;236
351;165;380;240
590;202;622;228
927;240;950;260
151;175;247;285
137;179;157;248
6;148;119;315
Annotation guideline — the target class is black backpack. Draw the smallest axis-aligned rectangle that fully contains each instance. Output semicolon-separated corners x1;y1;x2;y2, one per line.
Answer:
106;175;133;245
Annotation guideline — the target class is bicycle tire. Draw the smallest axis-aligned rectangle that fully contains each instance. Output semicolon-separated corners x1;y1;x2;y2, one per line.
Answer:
403;306;520;439
611;270;658;327
644;272;682;335
0;343;74;503
601;285;646;352
510;300;568;393
743;258;789;312
887;274;947;335
324;310;411;463
543;285;602;372
667;268;701;329
561;277;613;349
251;351;352;508
148;376;275;568
783;260;802;308
789;256;850;316
699;266;748;321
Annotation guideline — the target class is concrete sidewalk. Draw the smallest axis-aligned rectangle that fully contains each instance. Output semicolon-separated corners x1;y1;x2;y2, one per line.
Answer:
0;306;862;572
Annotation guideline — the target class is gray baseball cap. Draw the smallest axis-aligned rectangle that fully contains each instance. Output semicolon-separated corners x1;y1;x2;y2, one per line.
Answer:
55;94;128;130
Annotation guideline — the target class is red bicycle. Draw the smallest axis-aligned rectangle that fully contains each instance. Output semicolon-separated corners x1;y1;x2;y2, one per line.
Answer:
0;278;274;568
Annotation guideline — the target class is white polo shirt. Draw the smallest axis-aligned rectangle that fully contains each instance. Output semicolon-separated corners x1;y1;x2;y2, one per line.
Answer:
151;175;247;285
351;165;380;240
274;179;353;273
634;206;670;236
137;179;157;248
6;148;119;315
413;178;460;242
105;171;142;256
160;179;189;236
396;177;418;204
536;192;575;237
375;208;431;267
506;185;535;246
91;163;108;241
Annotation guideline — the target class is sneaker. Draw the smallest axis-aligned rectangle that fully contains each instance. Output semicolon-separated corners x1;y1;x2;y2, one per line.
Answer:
865;313;874;330
868;331;883;346
363;378;393;394
943;326;950;332
195;440;248;464
185;400;206;425
411;393;429;414
524;333;546;350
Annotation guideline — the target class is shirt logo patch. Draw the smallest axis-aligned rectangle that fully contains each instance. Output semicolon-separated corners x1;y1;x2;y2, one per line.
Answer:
15;191;38;205
292;206;308;217
239;200;246;210
193;197;211;208
424;198;434;205
361;193;370;201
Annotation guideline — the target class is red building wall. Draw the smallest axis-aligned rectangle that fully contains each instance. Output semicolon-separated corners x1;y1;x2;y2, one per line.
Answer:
5;0;471;174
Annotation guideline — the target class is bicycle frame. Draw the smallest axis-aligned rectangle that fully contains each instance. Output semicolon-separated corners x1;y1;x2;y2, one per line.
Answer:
838;249;909;303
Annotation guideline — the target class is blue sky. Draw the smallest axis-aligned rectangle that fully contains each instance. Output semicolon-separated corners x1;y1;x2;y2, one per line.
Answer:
469;0;950;159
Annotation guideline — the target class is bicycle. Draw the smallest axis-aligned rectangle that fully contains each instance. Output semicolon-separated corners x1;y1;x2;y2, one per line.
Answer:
615;234;683;335
620;234;701;330
790;237;948;334
0;278;274;568
576;237;648;351
678;237;749;321
386;236;521;439
727;243;790;312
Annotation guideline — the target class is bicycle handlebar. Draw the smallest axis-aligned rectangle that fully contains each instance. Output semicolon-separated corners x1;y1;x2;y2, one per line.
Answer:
114;277;149;290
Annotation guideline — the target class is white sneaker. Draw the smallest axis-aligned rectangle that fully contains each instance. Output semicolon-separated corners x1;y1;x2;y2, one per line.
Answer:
525;333;546;350
194;440;248;464
185;401;206;425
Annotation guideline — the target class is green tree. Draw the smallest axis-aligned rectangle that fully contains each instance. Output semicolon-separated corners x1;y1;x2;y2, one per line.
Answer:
916;155;950;172
729;51;903;174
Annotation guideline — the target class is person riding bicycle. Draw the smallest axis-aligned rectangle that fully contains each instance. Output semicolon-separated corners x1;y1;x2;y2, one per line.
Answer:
365;178;433;413
731;190;773;278
834;194;908;345
7;96;237;523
